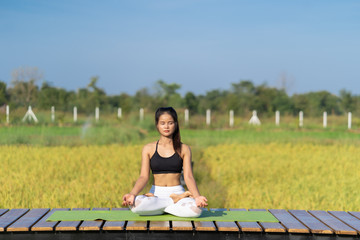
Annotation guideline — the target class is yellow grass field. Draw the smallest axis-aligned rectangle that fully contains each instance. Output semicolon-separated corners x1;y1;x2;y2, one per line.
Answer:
0;145;143;208
201;143;360;211
1;143;359;210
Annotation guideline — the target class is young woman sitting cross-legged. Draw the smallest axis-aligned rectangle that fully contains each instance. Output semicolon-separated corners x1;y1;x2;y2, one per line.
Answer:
122;107;208;217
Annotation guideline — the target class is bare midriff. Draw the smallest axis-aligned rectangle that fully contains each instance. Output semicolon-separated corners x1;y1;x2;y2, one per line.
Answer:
153;173;182;186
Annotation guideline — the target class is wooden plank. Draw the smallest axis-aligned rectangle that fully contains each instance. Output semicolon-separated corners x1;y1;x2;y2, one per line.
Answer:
7;208;49;232
32;208;70;231
55;208;90;231
250;209;285;233
126;221;148;231
149;221;170;231
349;211;360;220
124;207;148;231
171;221;193;231
289;210;333;234
269;209;309;233
79;208;109;231
0;209;29;232
102;208;127;231
193;209;216;231
0;209;9;216
230;208;263;232
330;211;360;233
309;210;357;235
212;208;239;232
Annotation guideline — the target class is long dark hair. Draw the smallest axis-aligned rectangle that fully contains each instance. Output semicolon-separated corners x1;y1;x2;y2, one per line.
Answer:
155;107;181;155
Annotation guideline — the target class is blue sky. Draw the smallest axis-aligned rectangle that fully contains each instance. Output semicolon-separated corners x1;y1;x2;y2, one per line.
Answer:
1;0;359;96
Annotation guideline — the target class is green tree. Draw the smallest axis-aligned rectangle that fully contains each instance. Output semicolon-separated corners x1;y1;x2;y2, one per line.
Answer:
198;89;227;113
75;88;91;113
229;80;256;115
184;92;199;113
133;87;154;110
291;91;340;116
87;76;107;108
156;79;181;96
118;93;133;113
291;94;309;115
38;82;72;111
271;89;292;114
339;89;355;113
73;77;107;113
107;93;133;113
0;81;9;105
252;84;277;115
154;79;182;108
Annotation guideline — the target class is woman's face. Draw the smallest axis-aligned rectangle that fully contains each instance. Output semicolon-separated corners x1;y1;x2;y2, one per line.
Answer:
157;113;176;137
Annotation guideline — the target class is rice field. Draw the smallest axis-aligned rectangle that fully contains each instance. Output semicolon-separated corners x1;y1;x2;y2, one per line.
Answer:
0;145;143;208
200;143;360;211
1;140;360;211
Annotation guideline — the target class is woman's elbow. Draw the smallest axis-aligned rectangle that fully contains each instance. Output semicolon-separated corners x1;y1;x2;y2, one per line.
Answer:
138;175;149;182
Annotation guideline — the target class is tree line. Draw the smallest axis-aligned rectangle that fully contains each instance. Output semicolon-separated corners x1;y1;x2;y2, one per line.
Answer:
0;67;359;117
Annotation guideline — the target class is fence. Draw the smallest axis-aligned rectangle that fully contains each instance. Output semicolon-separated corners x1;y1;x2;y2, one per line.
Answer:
2;105;357;130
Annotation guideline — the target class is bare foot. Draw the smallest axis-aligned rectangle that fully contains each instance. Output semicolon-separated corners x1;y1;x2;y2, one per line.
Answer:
170;191;193;203
144;193;155;197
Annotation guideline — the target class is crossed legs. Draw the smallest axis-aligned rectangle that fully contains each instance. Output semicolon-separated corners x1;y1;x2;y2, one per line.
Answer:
130;191;202;217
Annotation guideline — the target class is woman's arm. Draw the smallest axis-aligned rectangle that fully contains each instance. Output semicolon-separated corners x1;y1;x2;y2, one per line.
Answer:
122;144;151;206
182;144;208;208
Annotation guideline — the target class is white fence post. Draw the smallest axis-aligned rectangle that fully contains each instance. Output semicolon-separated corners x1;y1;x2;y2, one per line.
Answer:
184;109;189;126
73;106;77;122
95;107;99;122
275;110;280;126
323;111;327;128
348;112;352;129
249;110;261;125
229;110;234;127
22;106;38;123
299;111;304;127
140;108;144;121
206;109;211;126
117;108;122;119
6;105;9;124
51;106;55;122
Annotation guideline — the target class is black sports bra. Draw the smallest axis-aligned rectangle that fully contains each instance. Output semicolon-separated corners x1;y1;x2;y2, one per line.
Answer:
150;141;183;174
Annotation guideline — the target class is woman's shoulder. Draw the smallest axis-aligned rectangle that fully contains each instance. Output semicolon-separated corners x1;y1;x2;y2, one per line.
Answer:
180;142;191;153
142;141;157;153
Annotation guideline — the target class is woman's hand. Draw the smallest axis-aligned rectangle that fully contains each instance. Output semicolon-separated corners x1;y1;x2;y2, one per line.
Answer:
122;193;135;206
195;196;208;208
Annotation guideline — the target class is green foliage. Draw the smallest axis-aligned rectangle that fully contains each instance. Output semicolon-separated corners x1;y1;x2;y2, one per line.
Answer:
198;89;227;113
0;81;9;105
154;79;183;108
3;68;360;118
339;89;355;112
38;82;74;111
184;92;199;113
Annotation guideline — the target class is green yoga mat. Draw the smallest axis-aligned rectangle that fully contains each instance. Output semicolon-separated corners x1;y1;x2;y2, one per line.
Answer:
46;210;279;222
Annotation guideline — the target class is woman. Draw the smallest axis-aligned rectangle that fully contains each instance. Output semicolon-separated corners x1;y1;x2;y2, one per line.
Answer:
122;107;208;217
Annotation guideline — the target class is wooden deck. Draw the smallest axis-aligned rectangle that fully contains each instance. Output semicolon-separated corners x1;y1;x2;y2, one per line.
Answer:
1;208;360;239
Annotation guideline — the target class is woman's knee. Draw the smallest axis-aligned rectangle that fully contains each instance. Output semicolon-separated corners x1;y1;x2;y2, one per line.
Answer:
131;195;172;216
131;195;157;212
164;197;202;217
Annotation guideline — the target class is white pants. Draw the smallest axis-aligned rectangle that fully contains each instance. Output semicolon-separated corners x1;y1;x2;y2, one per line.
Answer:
130;185;202;217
